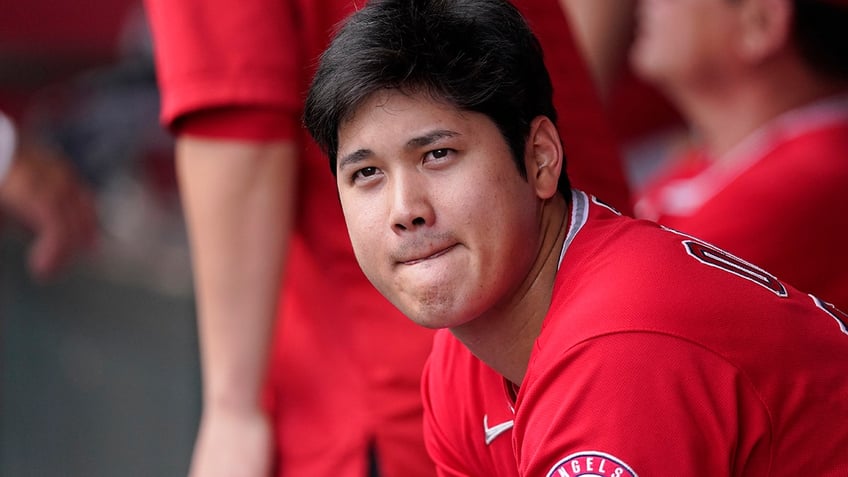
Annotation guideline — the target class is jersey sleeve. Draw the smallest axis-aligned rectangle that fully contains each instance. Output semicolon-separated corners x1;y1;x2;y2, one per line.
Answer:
515;332;771;476
175;106;299;142
143;0;302;129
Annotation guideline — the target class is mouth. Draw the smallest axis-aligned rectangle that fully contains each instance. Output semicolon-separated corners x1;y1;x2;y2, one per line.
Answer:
398;244;458;266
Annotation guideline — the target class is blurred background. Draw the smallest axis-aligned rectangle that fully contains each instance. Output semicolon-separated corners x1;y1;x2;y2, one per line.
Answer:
0;1;200;475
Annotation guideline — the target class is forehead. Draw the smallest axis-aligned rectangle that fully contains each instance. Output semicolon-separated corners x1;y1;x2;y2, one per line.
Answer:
338;90;475;149
347;90;462;126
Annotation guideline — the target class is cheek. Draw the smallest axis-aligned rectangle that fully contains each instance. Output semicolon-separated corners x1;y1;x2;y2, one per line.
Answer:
340;193;383;268
466;173;539;265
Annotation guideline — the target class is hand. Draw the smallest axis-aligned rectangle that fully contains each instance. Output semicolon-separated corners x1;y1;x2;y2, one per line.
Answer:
0;142;98;281
188;405;274;477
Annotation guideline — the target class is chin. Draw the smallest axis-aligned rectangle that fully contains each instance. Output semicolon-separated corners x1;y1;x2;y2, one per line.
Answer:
401;306;453;330
397;300;468;330
412;317;451;330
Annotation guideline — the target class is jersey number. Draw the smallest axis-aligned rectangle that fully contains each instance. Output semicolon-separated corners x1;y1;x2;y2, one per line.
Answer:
682;240;787;297
674;233;848;337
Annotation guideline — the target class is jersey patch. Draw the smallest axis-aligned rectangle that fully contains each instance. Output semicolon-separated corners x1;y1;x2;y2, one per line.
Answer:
546;451;637;477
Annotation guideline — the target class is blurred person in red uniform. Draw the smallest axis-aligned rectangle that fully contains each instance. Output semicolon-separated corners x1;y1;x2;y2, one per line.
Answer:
631;0;848;309
142;0;630;475
559;0;688;189
0;110;98;281
303;0;848;474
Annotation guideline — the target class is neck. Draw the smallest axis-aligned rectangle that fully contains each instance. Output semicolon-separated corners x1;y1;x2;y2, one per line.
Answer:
665;59;848;157
450;193;570;385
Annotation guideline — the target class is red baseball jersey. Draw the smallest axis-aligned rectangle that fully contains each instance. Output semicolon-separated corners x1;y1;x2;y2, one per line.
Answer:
423;333;520;477
635;94;848;310
424;190;848;476
144;0;632;474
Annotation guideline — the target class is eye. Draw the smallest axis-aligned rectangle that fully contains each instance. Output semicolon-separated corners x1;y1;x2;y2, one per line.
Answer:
431;148;450;159
425;148;455;164
352;166;382;184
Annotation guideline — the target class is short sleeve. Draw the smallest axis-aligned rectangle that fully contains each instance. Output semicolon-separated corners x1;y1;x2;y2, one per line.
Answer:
143;0;303;128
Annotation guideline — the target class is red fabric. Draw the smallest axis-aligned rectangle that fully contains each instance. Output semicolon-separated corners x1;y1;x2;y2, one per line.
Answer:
607;68;684;145
423;331;519;477
424;191;848;476
175;107;298;142
145;0;305;128
0;0;136;55
635;96;848;310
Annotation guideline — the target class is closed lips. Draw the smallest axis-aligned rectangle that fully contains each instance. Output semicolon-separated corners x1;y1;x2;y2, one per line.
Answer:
399;244;458;265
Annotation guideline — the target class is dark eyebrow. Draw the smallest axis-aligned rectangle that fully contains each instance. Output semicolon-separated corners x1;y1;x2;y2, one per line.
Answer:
406;129;460;149
337;148;372;172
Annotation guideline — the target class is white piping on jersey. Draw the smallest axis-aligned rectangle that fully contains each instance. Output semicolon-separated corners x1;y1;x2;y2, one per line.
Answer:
647;93;848;218
557;189;590;270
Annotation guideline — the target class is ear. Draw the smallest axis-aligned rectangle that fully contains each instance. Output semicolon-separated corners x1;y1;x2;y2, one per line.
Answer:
737;0;792;63
525;116;564;200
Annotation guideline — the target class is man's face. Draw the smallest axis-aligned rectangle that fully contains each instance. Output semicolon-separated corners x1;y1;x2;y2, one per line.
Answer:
630;0;742;88
336;90;542;329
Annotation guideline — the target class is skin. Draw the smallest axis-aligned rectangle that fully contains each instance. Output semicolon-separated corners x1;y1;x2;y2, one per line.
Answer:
0;140;98;281
630;0;744;91
335;90;569;384
176;136;296;477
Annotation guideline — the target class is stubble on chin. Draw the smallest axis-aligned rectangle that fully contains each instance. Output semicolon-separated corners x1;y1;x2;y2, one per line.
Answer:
399;284;457;329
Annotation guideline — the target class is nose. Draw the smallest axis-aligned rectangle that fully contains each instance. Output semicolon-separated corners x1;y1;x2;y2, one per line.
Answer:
390;172;434;233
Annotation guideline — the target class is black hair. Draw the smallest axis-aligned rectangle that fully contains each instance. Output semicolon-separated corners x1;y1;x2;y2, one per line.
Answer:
792;0;848;80
303;0;570;194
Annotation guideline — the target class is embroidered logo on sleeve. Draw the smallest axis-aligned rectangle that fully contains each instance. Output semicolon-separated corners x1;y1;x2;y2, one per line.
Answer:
545;451;637;477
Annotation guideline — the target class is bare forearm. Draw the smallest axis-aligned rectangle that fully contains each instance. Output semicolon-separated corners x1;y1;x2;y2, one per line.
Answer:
177;136;298;411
